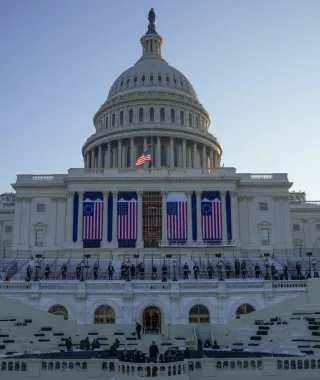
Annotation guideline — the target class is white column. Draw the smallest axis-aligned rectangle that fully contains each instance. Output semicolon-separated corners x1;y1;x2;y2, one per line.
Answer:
77;192;84;244
98;146;102;168
230;191;239;244
112;148;116;168
12;197;22;249
210;150;214;169
220;191;227;244
66;192;74;245
91;150;95;169
202;145;206;169
101;191;109;246
137;191;143;248
118;140;122;168
106;143;110;169
187;192;193;244
20;197;31;248
193;142;198;168
112;191;117;246
182;139;186;168
51;197;58;246
157;136;161;168
188;148;192;169
196;191;202;242
247;196;255;243
143;137;148;168
170;137;174;167
130;138;135;168
162;191;167;242
56;197;66;246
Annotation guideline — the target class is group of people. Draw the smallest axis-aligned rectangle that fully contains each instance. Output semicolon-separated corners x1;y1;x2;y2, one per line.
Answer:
65;336;101;352
23;257;318;282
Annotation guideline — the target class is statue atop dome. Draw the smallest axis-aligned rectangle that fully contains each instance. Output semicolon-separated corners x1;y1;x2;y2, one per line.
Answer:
146;8;157;34
148;8;156;24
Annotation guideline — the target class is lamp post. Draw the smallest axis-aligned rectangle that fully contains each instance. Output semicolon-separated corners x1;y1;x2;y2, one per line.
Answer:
134;254;139;280
34;254;43;281
215;253;224;281
84;254;91;280
166;254;172;280
306;252;312;278
80;261;85;282
172;260;177;281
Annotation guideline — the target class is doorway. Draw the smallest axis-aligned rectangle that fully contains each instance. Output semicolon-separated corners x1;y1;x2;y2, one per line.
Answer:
142;306;161;332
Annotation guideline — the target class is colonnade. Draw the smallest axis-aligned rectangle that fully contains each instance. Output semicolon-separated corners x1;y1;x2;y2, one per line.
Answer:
67;190;238;248
84;137;220;169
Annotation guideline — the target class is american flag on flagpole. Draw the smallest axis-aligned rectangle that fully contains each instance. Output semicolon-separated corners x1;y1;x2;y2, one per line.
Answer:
201;192;222;240
136;149;151;166
117;192;138;241
82;193;104;240
167;192;187;241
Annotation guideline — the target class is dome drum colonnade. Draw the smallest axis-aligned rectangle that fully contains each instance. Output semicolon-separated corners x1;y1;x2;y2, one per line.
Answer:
82;10;222;170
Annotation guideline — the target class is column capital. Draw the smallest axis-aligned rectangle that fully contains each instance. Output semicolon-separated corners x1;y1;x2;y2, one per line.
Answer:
23;196;32;203
15;196;23;203
162;191;168;197
186;191;192;198
51;197;59;203
220;190;227;196
103;191;109;197
112;191;118;197
58;196;67;203
196;191;202;197
230;191;238;197
137;190;143;196
67;191;75;198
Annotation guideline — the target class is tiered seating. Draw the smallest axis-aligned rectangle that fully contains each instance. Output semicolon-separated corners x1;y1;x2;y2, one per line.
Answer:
0;295;196;357
211;280;320;356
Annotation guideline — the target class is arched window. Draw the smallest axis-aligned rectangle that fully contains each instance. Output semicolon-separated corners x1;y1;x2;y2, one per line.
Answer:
160;108;165;122
129;109;134;123
235;304;255;319
126;146;131;168
316;238;320;249
112;114;115;127
150;107;155;121
195;116;199;128
48;305;68;320
173;146;178;167
171;109;175;123
105;116;108;129
180;111;185;125
94;305;115;324
139;108;144;122
189;113;193;127
161;145;166;166
189;305;210;323
120;111;124;125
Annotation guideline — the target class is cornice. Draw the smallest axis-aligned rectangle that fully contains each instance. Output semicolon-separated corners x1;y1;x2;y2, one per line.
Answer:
82;126;222;155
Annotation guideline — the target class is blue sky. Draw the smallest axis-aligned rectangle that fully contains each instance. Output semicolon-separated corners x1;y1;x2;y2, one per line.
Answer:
0;0;319;198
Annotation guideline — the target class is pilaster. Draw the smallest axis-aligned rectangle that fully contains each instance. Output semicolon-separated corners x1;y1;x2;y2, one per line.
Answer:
76;192;84;245
186;192;193;244
220;191;227;244
111;191;118;247
101;191;109;247
66;192;74;246
230;191;239;244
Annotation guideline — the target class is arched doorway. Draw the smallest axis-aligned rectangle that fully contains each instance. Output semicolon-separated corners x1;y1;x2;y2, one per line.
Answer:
94;305;116;324
48;304;68;320
142;306;162;332
188;304;210;323
235;304;255;319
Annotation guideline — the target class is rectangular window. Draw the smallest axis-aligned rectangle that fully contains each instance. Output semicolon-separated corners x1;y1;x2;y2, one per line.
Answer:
259;202;268;212
36;203;46;213
5;225;12;233
260;228;270;246
293;224;300;232
35;229;45;246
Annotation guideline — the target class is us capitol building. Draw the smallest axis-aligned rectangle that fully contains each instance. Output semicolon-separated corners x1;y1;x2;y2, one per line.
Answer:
0;9;320;380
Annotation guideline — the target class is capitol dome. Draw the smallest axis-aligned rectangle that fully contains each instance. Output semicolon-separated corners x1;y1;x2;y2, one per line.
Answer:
82;9;222;171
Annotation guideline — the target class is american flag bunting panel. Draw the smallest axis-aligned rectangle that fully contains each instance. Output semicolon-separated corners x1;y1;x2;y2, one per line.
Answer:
117;192;138;241
201;191;222;240
82;192;104;241
167;192;187;241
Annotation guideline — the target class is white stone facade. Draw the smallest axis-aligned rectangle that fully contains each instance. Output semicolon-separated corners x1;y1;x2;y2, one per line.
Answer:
0;12;320;328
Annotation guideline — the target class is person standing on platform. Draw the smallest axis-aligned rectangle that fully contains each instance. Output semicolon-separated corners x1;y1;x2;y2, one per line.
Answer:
44;264;51;280
136;322;142;339
93;263;99;280
183;262;189;279
207;263;213;279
